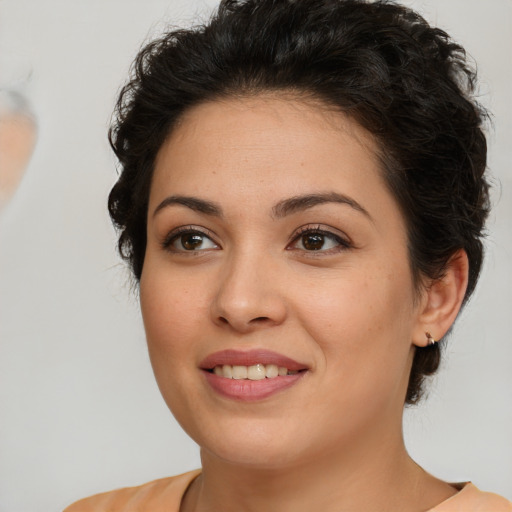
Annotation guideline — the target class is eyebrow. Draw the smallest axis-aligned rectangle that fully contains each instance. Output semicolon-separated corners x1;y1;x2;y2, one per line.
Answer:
152;192;372;221
272;192;372;220
153;195;223;218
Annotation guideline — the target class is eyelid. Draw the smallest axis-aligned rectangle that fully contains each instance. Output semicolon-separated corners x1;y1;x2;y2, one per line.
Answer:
287;224;353;252
161;225;220;251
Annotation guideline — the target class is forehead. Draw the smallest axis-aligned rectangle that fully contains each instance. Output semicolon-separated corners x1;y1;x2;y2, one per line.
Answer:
150;95;399;225
156;95;379;174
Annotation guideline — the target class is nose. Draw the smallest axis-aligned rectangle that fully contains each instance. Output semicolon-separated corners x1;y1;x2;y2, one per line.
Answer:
210;252;287;333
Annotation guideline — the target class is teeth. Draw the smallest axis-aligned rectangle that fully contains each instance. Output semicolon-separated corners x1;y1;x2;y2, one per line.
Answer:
222;365;233;379
232;365;248;380
247;364;266;380
265;364;278;379
211;364;299;379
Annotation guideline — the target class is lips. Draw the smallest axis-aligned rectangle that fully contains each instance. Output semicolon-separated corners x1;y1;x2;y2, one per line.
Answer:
199;349;309;401
200;349;307;371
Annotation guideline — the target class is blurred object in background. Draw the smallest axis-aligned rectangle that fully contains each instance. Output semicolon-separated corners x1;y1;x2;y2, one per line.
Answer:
0;89;37;210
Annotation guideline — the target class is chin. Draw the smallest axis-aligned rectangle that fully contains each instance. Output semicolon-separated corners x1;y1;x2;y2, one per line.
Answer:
203;439;305;470
187;417;310;469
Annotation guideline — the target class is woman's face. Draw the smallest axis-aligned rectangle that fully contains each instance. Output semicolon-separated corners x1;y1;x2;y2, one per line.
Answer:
140;96;424;468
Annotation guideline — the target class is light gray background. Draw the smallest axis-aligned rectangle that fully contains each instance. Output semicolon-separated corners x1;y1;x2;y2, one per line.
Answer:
0;1;510;511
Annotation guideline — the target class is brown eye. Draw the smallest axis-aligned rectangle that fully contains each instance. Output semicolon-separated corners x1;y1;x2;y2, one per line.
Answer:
164;229;219;252
181;233;205;250
288;227;351;254
302;233;325;251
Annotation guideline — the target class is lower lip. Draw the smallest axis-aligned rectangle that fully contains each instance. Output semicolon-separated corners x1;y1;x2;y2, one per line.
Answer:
203;371;306;401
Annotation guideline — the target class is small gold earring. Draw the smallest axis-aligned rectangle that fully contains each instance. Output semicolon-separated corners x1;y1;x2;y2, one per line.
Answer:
425;331;437;346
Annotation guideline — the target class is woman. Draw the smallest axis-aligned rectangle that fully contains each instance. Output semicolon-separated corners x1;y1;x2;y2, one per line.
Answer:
65;0;511;510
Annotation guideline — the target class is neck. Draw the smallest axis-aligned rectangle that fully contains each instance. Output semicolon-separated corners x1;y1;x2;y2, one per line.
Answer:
181;422;455;512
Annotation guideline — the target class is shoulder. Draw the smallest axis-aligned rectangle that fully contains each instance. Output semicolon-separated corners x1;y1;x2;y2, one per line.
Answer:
430;483;512;512
63;469;201;512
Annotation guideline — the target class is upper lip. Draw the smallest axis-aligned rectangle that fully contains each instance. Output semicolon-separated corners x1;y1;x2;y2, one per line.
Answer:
199;349;308;372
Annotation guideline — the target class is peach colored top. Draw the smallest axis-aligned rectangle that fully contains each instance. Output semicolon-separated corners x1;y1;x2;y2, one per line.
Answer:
64;469;512;512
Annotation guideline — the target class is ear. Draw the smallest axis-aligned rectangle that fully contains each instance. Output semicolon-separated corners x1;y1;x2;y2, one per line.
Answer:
412;249;469;347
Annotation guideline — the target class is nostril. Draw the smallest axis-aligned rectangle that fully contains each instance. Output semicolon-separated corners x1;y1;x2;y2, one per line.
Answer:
251;317;270;323
218;315;270;327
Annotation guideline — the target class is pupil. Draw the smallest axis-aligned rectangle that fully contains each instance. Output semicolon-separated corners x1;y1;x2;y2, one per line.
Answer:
182;234;203;250
303;234;324;250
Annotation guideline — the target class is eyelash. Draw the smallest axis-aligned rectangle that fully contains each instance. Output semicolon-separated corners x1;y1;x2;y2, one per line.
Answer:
162;226;219;254
161;224;352;255
287;224;352;255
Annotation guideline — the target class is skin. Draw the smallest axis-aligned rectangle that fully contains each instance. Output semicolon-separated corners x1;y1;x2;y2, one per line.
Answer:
140;96;468;512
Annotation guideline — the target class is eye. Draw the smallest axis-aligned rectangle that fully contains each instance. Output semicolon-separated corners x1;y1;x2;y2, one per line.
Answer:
163;227;219;252
288;226;351;253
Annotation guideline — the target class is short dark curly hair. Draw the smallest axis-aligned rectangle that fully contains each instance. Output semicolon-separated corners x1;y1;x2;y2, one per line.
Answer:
108;0;490;404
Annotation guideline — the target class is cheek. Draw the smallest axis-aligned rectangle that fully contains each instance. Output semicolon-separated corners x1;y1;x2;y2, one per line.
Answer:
140;269;206;364
293;268;415;392
139;269;210;420
294;270;406;341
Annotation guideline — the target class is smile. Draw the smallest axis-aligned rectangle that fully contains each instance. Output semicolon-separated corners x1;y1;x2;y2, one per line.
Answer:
210;364;300;380
200;349;309;401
